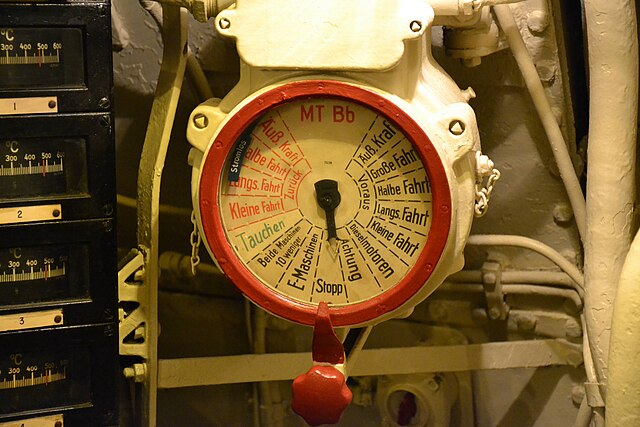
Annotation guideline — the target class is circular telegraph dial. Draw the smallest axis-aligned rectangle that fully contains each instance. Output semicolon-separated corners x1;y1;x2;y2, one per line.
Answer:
198;81;452;326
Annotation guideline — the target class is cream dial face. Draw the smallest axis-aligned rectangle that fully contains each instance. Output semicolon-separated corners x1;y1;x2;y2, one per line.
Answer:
218;97;433;306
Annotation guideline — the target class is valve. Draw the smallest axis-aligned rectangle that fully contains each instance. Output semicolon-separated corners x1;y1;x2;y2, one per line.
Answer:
291;302;352;426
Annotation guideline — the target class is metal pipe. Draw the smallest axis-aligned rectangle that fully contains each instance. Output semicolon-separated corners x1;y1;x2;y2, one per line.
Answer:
606;231;640;425
466;234;584;288
449;270;581;294
429;0;523;16
439;282;583;310
582;0;638;391
493;5;587;241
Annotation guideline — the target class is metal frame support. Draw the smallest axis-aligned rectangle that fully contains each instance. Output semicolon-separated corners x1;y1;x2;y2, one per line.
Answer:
157;339;583;389
118;6;188;426
481;260;509;320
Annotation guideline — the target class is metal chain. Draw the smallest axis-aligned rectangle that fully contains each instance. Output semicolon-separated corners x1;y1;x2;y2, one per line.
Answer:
190;211;202;276
475;168;501;217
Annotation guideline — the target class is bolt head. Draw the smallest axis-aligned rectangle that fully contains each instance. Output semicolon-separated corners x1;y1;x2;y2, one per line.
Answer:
449;120;466;136
527;11;549;34
219;17;231;30
516;314;537;331
193;113;209;129
427;377;440;392
99;97;111;110
488;307;501;320
553;203;574;224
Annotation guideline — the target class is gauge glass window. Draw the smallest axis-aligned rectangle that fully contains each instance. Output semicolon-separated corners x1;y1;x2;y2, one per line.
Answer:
0;28;85;89
0;348;91;415
218;97;433;306
0;137;89;201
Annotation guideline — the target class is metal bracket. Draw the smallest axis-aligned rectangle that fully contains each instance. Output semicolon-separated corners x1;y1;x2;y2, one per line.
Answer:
481;261;509;320
120;6;189;426
118;249;147;358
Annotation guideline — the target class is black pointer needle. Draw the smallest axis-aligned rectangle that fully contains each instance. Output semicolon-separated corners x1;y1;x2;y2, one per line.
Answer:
314;179;341;250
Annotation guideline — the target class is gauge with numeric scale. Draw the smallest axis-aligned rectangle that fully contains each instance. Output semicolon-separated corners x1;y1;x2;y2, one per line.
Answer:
196;80;453;326
0;27;85;89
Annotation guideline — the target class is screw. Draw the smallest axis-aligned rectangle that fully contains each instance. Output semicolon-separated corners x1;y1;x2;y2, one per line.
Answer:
48;100;57;109
410;20;422;32
103;220;113;232
193;113;209;129
52;209;61;218
99;115;111;128
99;97;111;110
219;18;231;30
449;120;465;136
54;315;62;324
123;363;147;382
55;422;63;427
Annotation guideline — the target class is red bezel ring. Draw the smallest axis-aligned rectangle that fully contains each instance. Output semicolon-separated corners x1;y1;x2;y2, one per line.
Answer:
198;80;452;326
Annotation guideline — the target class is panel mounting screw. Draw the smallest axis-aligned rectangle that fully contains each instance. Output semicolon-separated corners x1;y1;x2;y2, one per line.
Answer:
410;20;422;32
219;18;231;30
48;100;57;109
449;120;466;136
99;97;111;110
193;113;209;129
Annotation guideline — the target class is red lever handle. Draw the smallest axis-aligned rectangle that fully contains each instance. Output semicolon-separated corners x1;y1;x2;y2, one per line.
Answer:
292;365;352;426
291;302;352;425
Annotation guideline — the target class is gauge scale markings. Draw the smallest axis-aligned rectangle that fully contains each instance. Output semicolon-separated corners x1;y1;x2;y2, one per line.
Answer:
216;96;434;307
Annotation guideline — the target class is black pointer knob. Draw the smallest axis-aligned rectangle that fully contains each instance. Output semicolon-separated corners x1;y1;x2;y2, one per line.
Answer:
314;179;341;241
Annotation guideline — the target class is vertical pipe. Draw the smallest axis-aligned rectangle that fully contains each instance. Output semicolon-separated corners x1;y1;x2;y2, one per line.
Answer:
607;231;640;425
583;0;638;390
